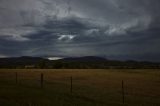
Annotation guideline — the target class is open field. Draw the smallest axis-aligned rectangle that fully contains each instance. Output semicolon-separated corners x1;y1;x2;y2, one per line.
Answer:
0;69;160;106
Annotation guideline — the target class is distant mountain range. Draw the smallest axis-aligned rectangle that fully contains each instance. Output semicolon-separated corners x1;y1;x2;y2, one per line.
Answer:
0;56;160;69
61;56;107;62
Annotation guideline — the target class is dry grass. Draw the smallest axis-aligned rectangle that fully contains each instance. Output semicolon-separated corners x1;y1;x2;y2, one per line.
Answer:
0;69;160;106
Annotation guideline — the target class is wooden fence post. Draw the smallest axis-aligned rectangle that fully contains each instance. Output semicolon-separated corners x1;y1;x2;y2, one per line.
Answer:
122;80;125;104
70;76;72;94
40;73;44;88
15;72;18;84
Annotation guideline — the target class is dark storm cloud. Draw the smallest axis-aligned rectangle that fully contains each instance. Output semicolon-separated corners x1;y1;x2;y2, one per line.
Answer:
0;0;160;61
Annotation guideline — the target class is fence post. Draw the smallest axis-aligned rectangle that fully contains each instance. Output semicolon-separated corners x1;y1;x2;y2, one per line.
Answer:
70;76;72;94
40;73;44;88
122;80;125;104
15;72;18;84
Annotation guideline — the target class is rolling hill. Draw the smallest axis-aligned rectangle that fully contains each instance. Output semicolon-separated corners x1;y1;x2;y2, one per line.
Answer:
0;56;160;69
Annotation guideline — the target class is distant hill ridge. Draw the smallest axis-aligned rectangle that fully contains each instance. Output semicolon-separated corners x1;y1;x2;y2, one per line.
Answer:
0;56;48;66
0;56;160;69
61;56;107;62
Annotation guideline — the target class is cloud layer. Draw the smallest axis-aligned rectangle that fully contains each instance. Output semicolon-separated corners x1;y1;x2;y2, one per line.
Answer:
0;0;160;61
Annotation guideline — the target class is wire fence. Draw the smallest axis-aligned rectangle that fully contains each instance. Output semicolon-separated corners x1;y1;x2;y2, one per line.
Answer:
0;70;160;106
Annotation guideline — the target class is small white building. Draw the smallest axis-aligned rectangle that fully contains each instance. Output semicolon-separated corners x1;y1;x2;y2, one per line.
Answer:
25;65;35;69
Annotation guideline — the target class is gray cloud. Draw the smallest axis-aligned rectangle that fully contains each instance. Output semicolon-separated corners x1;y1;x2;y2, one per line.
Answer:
0;0;160;61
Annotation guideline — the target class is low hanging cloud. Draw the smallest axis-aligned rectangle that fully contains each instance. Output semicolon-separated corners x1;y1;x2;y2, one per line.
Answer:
0;0;160;61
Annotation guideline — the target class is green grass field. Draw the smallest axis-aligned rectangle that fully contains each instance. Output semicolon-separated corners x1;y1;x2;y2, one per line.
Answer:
0;69;160;106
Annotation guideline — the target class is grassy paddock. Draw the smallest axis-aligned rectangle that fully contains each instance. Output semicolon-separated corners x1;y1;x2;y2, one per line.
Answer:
0;69;160;106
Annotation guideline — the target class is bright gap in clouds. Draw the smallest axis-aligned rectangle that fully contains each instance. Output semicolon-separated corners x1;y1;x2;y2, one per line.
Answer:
48;57;63;60
58;34;76;42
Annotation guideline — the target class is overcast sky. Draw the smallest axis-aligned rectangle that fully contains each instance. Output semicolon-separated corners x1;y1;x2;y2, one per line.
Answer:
0;0;160;61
